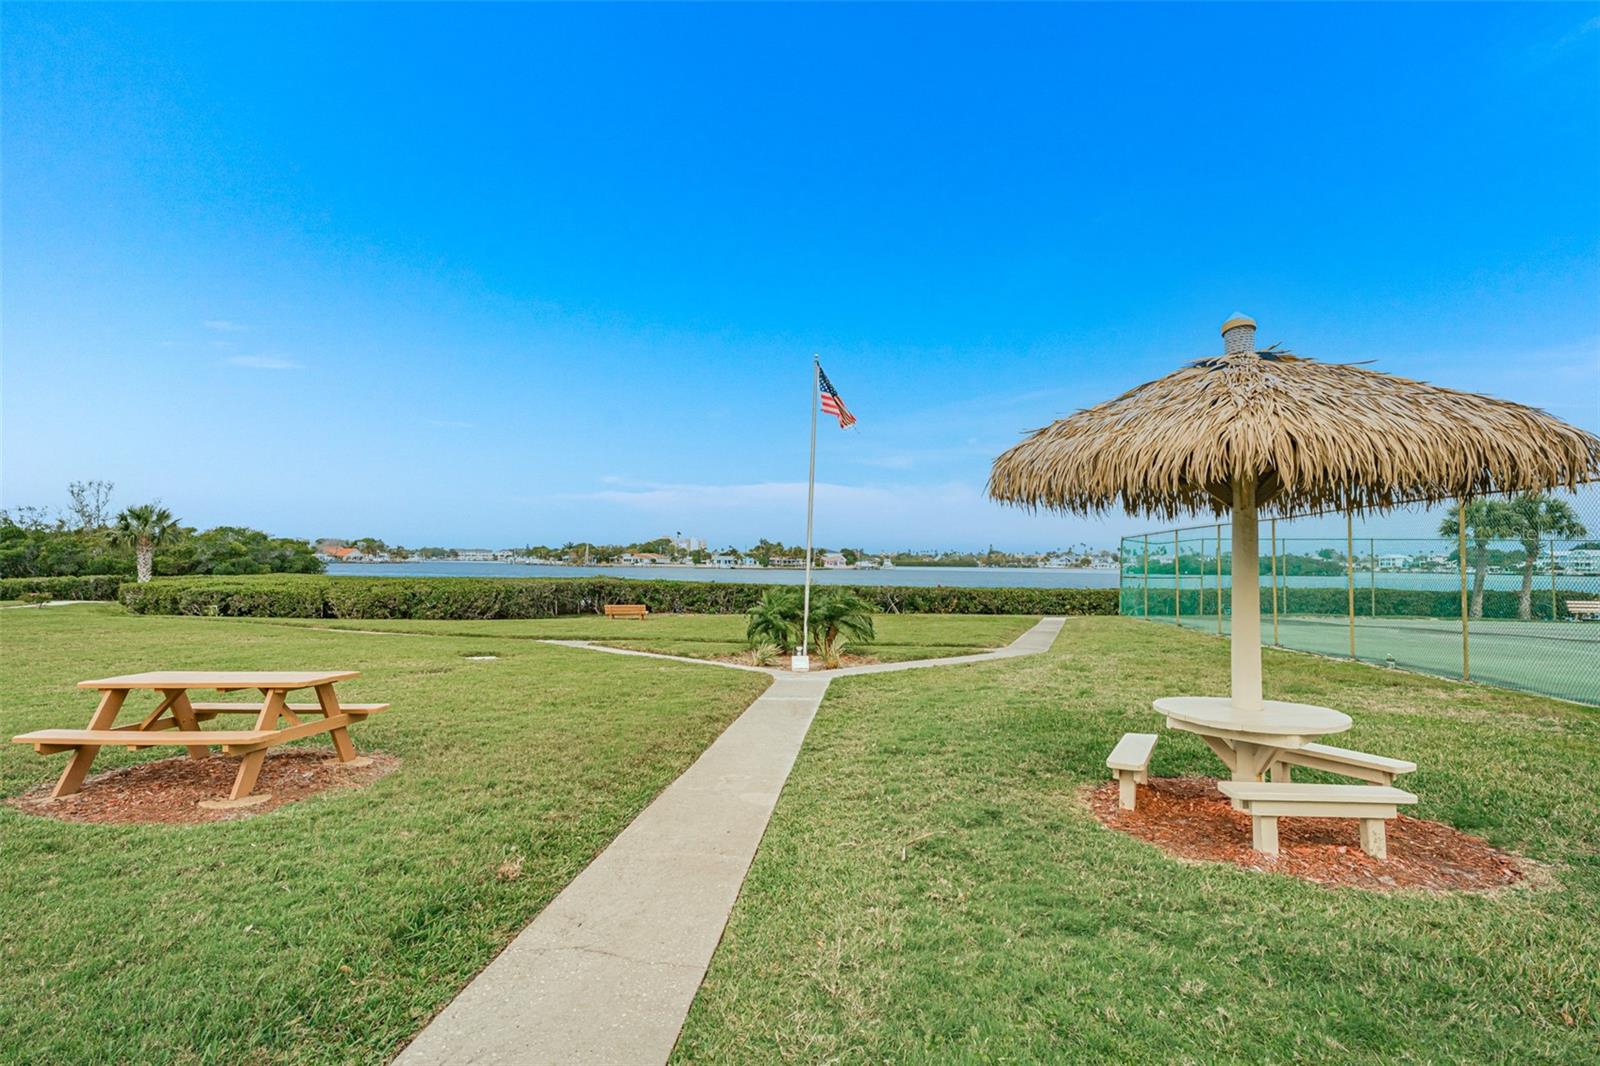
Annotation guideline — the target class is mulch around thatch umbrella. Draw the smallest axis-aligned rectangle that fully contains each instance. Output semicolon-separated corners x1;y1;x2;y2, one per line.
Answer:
9;749;399;825
1085;777;1529;893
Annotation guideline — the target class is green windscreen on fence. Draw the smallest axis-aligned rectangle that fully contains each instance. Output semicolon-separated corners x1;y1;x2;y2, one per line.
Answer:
1120;487;1600;706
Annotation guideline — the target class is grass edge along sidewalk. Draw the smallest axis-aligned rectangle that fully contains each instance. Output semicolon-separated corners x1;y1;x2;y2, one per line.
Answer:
672;616;1600;1064
0;605;769;1065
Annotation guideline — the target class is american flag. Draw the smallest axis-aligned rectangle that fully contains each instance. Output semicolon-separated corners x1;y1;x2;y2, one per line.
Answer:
817;364;856;428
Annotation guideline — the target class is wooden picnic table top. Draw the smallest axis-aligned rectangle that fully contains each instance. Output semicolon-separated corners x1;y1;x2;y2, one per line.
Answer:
77;670;360;691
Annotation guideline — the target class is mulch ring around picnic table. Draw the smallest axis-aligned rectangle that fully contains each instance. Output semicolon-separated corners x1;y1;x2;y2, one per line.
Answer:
8;749;399;825
1086;776;1530;893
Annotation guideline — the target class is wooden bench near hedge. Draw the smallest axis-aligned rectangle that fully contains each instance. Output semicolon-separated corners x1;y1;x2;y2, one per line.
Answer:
1569;599;1600;621
603;603;648;620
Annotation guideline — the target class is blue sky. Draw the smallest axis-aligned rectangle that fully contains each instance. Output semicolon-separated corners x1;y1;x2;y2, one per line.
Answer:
4;3;1597;551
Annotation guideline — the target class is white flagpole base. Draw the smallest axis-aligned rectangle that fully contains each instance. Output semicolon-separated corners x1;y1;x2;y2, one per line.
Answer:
790;654;810;672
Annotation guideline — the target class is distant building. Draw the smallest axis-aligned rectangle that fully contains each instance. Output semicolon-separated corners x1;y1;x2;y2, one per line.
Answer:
317;545;363;563
621;552;672;566
710;553;739;568
821;552;849;569
456;549;496;561
1556;548;1600;575
1378;553;1411;570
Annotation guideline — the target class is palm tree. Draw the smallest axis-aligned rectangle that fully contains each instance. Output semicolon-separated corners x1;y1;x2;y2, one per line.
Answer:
114;504;179;583
805;589;876;668
1439;499;1512;619
1504;494;1587;620
746;587;801;652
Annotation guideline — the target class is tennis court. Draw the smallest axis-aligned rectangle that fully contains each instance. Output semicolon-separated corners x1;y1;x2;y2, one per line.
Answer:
1167;614;1598;705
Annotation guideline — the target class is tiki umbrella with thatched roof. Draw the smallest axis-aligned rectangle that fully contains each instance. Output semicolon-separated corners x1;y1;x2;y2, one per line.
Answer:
989;314;1600;714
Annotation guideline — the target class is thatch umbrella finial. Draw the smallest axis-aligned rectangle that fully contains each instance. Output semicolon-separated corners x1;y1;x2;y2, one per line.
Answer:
1220;313;1256;354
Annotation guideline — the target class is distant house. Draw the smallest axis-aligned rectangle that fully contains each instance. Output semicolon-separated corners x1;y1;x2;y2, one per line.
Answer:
621;552;672;566
821;552;849;569
1378;553;1411;570
710;553;739;568
456;549;496;561
317;545;363;563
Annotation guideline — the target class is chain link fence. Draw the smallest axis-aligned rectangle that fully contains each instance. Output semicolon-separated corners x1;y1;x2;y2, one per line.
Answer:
1120;485;1600;706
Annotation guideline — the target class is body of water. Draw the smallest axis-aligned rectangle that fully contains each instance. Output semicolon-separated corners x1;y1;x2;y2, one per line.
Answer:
325;561;1123;589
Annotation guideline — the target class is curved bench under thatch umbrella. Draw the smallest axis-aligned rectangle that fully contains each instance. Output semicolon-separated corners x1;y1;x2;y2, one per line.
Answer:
989;314;1599;711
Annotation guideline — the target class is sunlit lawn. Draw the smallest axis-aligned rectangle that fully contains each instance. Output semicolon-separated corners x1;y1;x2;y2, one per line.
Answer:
675;616;1600;1063
0;604;768;1065
253;611;1041;664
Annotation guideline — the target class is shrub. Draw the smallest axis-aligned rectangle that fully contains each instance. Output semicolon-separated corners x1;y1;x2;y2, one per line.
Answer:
806;589;876;667
746;588;802;651
117;574;1122;619
0;575;125;601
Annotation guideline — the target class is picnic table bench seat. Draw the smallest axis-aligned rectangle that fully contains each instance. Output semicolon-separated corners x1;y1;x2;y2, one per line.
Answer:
16;728;276;753
604;603;649;620
1217;781;1417;860
1568;600;1600;621
1269;742;1416;786
1106;732;1158;810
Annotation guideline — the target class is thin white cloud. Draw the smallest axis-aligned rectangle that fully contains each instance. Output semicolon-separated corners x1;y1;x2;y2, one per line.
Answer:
1556;16;1600;50
203;319;249;332
225;355;300;370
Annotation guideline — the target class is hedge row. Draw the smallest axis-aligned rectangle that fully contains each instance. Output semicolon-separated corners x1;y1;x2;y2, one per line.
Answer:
0;575;125;601
118;575;1122;619
1122;585;1598;621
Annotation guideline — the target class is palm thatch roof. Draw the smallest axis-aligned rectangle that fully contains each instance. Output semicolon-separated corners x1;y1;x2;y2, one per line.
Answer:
988;322;1600;520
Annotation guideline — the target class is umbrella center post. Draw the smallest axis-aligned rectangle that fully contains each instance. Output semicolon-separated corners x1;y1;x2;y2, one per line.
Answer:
1230;477;1264;711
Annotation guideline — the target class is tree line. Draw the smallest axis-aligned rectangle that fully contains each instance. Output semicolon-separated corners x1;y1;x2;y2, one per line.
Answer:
1;480;322;582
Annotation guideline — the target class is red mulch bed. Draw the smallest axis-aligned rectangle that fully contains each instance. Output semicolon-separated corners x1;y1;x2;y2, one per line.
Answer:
8;749;399;825
1086;776;1528;893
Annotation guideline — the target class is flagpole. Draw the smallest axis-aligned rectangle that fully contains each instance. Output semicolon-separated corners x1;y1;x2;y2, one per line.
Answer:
797;355;819;671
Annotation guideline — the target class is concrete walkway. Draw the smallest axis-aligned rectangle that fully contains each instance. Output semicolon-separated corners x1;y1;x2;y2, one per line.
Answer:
395;616;1065;1066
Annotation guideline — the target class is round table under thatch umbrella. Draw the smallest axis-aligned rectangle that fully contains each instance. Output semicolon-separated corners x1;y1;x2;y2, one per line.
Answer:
989;314;1598;762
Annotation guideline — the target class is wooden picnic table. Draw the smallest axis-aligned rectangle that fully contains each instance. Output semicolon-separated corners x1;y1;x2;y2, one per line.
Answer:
12;670;389;807
1154;696;1352;790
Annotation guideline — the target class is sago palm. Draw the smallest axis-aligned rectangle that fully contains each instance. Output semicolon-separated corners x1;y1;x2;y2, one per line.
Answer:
806;589;875;667
746;587;802;652
114;504;179;583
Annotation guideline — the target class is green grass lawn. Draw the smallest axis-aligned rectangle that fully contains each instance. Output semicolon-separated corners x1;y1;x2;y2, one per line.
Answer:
674;616;1600;1064
252;612;1041;665
0;604;769;1065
